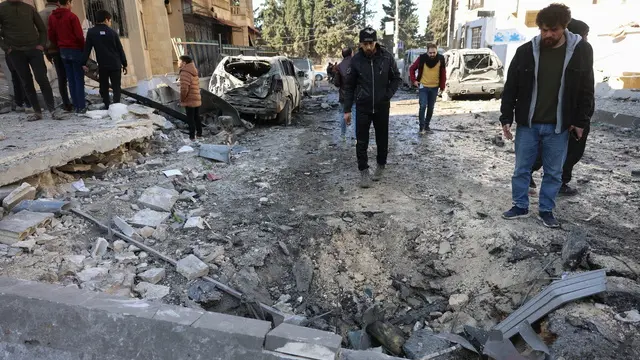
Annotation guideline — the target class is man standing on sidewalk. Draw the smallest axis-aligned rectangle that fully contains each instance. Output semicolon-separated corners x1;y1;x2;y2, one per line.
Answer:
409;43;446;134
49;0;86;114
334;47;355;141
343;27;402;188
529;19;594;197
0;0;59;121
500;4;594;228
40;0;73;112
82;10;128;110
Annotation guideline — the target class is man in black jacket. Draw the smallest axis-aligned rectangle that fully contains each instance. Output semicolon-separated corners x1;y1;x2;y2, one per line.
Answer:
500;4;594;228
334;47;355;141
82;10;127;109
343;27;402;188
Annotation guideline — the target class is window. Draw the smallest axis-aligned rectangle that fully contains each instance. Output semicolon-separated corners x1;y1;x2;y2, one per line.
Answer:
469;0;484;10
525;10;540;28
464;54;490;70
471;27;482;49
85;0;128;37
183;0;193;14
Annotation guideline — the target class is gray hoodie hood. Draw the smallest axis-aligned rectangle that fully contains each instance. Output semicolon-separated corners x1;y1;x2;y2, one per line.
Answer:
528;29;582;133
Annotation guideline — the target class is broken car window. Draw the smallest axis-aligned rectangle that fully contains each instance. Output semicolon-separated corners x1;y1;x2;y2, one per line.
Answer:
464;54;491;70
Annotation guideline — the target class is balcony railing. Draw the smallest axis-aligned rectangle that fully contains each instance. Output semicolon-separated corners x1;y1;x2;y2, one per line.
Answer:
231;6;246;16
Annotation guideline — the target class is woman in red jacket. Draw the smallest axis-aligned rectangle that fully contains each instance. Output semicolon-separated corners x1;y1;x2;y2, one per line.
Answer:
48;0;86;113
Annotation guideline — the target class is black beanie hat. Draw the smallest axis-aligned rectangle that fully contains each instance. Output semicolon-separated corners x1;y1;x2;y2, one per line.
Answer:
359;27;377;43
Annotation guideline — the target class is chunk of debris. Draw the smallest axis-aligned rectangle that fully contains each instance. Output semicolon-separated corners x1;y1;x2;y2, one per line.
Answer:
71;179;90;192
113;216;135;237
148;113;176;130
57;163;92;172
205;173;222;181
91;237;109;258
11;199;70;214
588;253;640;279
176;254;209;280
76;267;109;283
138;268;166;284
112;240;127;253
115;252;138;263
403;329;452;359
187;280;223;307
130;209;170;228
178;145;194;153
108;103;129;122
562;229;589;270
127;104;155;115
0;211;54;245
59;255;86;275
439;241;452;255
0;185;19;203
366;321;406;356
293;255;314;292
83;110;109;120
2;182;36;210
11;239;36;252
492;135;506;147
199;144;231;164
162;169;183;177
347;330;373;350
138;186;179;212
183;216;205;229
134;282;170;300
615;310;640;323
448;294;469;311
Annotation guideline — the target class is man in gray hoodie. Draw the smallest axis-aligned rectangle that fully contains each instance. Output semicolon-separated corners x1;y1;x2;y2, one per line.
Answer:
0;0;59;120
39;0;72;112
499;3;594;228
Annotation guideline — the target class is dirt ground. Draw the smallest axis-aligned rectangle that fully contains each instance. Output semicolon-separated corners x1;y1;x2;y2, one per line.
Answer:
1;86;639;359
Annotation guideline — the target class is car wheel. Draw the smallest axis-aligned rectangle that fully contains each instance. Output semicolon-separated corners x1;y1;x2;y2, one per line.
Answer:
277;99;292;126
315;74;323;82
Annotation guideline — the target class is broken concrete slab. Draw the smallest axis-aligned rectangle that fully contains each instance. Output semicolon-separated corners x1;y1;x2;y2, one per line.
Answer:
138;186;179;212
113;216;135;237
265;322;342;359
187;280;223;307
11;239;36;252
183;216;205;229
138;268;166;284
127;104;156;116
403;329;453;359
0;185;18;202
91;237;109;258
2;182;36;210
588;253;640;279
176;254;209;281
0;211;54;245
134;282;170;300
76;267;109;283
293;255;314;293
562;229;589;270
448;293;469;311
130;209;170;228
11;199;70;214
199;144;231;164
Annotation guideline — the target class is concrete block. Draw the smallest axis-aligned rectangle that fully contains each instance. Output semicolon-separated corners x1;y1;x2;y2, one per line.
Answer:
113;216;135;236
1;182;36;210
152;304;205;326
138;185;179;212
265;323;342;360
176;254;209;280
0;210;54;245
130;208;170;228
192;311;272;350
134;282;170;300
138;267;166;284
0;185;18;202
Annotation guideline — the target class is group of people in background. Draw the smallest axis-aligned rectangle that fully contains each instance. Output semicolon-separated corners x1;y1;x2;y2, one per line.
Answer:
0;0;127;120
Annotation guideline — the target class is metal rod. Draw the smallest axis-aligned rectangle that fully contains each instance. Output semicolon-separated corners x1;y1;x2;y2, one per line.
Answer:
71;208;285;324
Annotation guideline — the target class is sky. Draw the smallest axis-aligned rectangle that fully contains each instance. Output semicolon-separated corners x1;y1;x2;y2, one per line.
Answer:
253;0;432;33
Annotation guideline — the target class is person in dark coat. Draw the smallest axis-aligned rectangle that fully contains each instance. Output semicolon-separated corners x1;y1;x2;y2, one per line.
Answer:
82;9;128;109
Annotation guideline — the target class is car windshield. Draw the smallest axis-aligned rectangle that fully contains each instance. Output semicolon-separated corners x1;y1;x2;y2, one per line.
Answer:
463;54;491;70
292;59;310;71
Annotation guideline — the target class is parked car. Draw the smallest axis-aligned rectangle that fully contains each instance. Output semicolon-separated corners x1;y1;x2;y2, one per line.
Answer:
291;58;315;95
209;55;302;125
401;48;445;88
314;71;327;82
442;48;504;101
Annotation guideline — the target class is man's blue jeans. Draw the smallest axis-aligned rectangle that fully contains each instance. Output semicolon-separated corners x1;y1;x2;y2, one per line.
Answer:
341;103;356;138
418;86;439;129
512;124;569;212
60;48;86;111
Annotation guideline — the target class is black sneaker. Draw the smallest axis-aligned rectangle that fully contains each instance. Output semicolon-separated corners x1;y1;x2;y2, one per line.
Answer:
372;165;385;182
502;206;529;219
558;183;578;196
538;211;560;228
425;126;432;132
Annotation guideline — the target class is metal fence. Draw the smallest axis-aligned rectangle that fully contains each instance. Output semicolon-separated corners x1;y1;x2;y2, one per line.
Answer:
84;0;128;37
172;40;221;77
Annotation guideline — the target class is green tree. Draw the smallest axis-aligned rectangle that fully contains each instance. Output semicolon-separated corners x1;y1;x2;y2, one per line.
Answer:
426;0;449;46
284;0;308;56
379;0;420;57
258;0;287;50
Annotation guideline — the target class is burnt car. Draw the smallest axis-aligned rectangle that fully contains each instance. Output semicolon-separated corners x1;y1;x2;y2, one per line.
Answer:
209;56;302;125
442;48;504;101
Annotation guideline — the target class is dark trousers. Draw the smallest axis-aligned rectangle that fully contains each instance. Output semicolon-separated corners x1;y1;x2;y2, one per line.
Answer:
7;49;55;113
5;56;31;108
532;125;590;185
186;106;202;139
99;68;122;107
50;52;71;106
60;48;86;110
356;106;390;171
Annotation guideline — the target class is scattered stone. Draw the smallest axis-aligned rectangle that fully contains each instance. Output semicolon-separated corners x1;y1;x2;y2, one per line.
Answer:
0;185;19;203
11;239;36;252
76;267;109;283
193;245;224;263
152;224;169;241
562;229;589;269
57;163;92;172
365;321;405;356
187;280;223;307
113;216;135;237
347;330;373;350
127;104;155;115
230;266;271;304
138;186;179;212
403;329;452;360
115;252;138;263
139;252;148;260
176;254;209;280
35;233;56;245
138;226;155;238
259;197;269;203
438;241;452;255
128;245;140;252
130;209;170;228
448;293;469;311
492;134;506;147
59;255;87;275
615;310;640;323
138;268;165;284
588;253;640;279
235;247;269;267
508;245;537;263
91;237;109;258
0;211;54;245
278;241;290;256
293;255;314;293
113;240;127;253
183;216;205;229
178;145;195;153
2;182;36;210
134;282;170;300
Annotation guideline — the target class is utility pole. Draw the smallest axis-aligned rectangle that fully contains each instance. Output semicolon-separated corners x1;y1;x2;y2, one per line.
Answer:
363;0;368;26
394;0;400;58
447;0;456;48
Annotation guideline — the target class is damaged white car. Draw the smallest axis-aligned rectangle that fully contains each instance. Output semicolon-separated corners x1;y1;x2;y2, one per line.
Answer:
442;48;505;101
209;56;302;125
